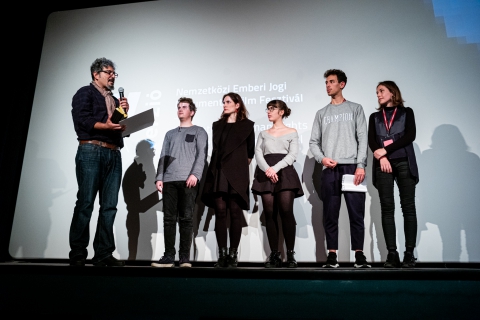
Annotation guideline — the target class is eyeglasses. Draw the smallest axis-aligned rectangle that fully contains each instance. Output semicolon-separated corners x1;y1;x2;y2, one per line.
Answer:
99;70;118;78
265;107;278;113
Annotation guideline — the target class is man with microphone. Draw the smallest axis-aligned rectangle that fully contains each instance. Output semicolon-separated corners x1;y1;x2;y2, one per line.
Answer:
70;57;129;267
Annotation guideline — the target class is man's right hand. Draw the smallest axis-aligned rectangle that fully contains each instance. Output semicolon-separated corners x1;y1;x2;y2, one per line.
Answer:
94;116;125;131
322;157;337;169
156;181;163;193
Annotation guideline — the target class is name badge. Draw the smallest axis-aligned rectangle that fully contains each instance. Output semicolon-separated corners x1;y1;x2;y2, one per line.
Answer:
381;136;394;147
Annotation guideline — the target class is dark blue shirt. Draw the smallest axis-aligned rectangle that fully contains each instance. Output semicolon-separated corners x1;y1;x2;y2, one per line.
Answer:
71;83;124;148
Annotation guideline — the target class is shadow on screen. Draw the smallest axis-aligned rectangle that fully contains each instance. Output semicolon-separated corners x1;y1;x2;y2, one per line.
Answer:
122;139;162;261
418;124;480;262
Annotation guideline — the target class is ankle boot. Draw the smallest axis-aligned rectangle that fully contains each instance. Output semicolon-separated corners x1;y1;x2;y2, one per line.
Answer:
227;247;238;268
265;250;282;268
214;247;228;268
286;250;297;268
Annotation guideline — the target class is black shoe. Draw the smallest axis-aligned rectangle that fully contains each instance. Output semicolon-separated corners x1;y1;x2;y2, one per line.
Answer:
69;256;86;267
179;254;192;268
214;247;228;268
286;250;297;268
402;251;417;268
384;251;400;268
227;247;238;268
354;251;371;268
265;250;282;268
93;255;125;267
151;255;175;268
323;252;339;268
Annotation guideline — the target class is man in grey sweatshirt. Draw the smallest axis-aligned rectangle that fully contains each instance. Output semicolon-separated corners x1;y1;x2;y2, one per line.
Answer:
309;69;370;268
151;97;208;268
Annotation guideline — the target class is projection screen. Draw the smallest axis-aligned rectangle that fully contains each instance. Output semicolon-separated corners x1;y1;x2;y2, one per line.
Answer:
9;0;480;263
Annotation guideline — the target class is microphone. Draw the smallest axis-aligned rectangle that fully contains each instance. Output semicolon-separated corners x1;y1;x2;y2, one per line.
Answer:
118;87;125;100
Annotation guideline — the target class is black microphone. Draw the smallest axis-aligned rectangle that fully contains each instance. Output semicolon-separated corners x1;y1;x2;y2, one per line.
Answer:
118;87;125;100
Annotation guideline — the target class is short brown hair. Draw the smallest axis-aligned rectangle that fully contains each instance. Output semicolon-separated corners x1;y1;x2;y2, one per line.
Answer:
177;97;197;119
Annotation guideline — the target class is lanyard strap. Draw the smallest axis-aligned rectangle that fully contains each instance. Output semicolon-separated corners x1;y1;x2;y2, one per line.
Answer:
382;107;397;133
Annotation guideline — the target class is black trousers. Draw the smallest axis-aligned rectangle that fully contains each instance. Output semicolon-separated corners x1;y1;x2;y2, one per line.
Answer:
162;181;198;257
321;164;366;250
375;160;417;250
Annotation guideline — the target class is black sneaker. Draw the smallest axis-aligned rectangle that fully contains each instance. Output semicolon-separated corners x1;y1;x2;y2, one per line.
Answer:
384;251;401;268
402;251;417;268
322;252;339;268
93;255;125;267
151;255;175;268
354;251;371;268
179;254;192;268
69;255;86;267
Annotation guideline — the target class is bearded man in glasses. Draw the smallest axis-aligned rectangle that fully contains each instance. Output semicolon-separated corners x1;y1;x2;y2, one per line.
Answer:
69;57;129;267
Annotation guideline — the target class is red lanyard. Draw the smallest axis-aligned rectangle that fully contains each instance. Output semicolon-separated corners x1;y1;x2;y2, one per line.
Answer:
382;107;397;133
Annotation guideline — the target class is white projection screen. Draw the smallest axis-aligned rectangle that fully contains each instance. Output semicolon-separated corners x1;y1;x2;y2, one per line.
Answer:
9;0;480;263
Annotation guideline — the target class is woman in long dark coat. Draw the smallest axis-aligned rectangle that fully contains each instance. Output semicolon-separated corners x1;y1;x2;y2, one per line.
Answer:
201;92;255;268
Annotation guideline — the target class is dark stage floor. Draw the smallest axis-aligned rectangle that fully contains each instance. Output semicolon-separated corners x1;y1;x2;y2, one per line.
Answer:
1;260;479;319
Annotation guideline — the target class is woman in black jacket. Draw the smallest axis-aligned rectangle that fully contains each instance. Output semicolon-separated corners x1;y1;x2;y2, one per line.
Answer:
368;81;419;268
201;92;255;268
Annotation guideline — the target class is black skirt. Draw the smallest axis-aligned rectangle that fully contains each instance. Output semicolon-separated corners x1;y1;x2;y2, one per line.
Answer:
251;153;304;198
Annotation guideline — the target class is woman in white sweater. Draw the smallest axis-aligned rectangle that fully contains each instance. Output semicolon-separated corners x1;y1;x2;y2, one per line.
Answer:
251;100;304;268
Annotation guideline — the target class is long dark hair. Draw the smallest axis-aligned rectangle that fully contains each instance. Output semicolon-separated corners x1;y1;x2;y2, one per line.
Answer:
376;80;405;110
220;92;249;121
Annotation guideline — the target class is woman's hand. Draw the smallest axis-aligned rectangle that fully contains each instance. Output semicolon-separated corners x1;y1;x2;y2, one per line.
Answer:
379;156;392;173
374;148;387;160
265;167;277;178
269;173;278;183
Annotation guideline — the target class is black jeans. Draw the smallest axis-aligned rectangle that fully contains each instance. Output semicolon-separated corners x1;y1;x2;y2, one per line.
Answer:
375;160;417;250
162;181;198;257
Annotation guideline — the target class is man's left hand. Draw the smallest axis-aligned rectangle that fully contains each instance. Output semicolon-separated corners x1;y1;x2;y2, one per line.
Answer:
186;175;198;188
120;97;129;113
354;168;365;185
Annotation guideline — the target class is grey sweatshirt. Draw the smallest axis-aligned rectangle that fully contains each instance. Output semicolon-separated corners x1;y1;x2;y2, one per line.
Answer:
156;125;208;182
309;100;367;169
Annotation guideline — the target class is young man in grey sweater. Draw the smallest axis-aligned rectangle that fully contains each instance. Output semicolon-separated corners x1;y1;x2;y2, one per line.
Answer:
309;69;370;268
151;97;208;268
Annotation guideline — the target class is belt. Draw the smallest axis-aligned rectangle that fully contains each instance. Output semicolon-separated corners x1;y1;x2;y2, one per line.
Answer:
79;140;120;151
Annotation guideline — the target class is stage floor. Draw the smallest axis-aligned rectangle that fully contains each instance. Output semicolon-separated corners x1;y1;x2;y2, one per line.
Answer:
1;260;479;319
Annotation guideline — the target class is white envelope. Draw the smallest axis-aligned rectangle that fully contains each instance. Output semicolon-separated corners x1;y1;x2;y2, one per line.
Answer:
341;174;367;192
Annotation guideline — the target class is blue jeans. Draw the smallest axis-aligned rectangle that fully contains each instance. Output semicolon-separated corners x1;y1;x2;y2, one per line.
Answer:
162;181;198;257
69;143;122;263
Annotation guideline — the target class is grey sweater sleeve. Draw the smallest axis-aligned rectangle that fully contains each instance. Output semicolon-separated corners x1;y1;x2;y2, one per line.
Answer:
190;127;208;181
355;105;368;169
309;110;325;164
254;133;269;172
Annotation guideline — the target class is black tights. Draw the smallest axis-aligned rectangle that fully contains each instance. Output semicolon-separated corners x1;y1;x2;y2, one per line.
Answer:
214;194;244;248
261;190;296;251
